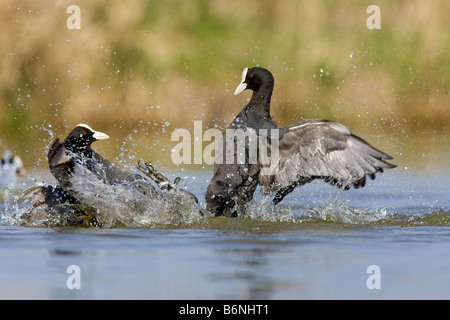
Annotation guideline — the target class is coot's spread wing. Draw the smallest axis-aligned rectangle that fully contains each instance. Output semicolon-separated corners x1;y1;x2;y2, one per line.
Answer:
264;119;396;194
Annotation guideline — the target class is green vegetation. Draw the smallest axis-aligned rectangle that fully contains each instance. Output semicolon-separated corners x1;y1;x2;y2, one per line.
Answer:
0;0;448;172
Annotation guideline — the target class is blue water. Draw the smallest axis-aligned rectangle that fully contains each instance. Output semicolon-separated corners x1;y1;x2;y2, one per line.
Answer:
1;169;449;299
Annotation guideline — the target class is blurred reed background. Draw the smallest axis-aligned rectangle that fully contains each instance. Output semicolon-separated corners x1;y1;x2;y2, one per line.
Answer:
0;0;448;173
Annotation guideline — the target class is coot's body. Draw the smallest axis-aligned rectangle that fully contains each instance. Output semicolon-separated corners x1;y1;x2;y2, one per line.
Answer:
206;67;396;217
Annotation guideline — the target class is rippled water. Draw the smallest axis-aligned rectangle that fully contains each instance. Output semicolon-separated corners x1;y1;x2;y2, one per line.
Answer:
1;168;449;299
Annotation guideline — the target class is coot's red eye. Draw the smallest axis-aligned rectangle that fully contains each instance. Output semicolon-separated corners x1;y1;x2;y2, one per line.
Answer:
249;75;253;79
83;131;87;135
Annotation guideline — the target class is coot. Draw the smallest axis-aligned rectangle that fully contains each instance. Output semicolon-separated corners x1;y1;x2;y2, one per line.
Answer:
21;124;201;225
21;124;157;225
206;67;396;217
47;124;155;195
1;150;25;176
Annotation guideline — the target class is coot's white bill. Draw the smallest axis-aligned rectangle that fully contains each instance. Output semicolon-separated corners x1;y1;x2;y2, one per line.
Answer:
234;67;248;95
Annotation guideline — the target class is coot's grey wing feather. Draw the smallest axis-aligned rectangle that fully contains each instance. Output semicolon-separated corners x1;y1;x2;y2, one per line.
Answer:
263;119;396;193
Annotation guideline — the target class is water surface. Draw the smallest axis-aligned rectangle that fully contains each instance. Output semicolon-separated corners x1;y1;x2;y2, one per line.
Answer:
1;170;449;299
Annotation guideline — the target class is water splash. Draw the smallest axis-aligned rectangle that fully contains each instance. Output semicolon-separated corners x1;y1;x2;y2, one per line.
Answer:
4;190;450;229
1;187;30;226
14;164;206;228
237;190;450;227
69;166;205;228
243;195;298;223
301;200;389;224
2;167;449;229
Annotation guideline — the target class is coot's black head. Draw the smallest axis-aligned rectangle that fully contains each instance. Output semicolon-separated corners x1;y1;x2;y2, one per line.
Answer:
234;67;274;95
64;124;109;154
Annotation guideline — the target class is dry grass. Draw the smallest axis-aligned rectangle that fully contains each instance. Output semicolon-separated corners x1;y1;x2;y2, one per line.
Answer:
0;0;448;172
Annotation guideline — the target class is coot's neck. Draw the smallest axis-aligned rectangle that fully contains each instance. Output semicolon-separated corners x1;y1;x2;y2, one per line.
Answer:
244;83;273;121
